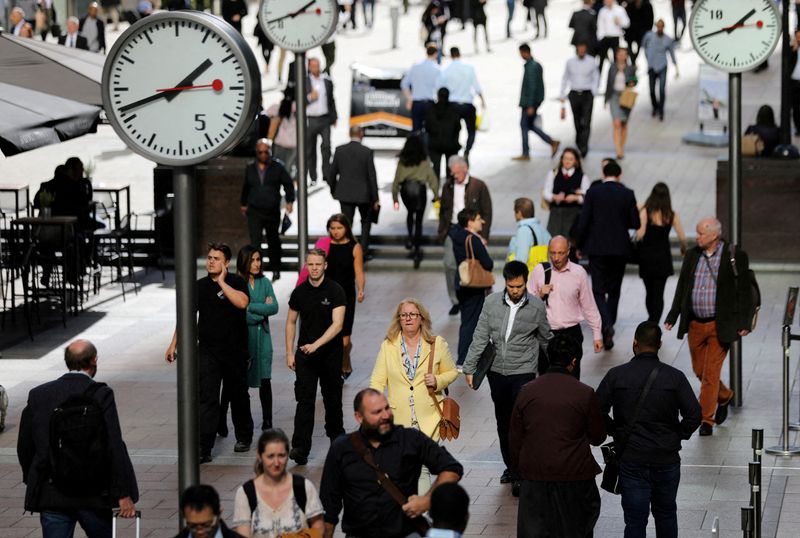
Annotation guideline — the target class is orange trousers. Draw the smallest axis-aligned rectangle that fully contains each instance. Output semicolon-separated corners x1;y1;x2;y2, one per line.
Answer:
687;320;734;425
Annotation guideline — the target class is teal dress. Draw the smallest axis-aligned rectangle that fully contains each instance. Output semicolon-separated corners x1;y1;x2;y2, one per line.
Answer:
246;277;279;388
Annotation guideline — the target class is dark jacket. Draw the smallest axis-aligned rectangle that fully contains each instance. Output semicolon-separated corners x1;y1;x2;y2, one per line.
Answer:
221;0;248;29
329;140;378;204
569;6;597;48
57;33;89;50
78;15;106;51
438;176;492;240
449;225;493;291
510;369;606;481
745;124;780;157
519;58;545;109
596;353;702;465
175;520;244;538
240;159;295;211
625;0;654;42
425;102;461;154
574;179;639;257
664;241;754;343
17;372;139;512
307;75;338;123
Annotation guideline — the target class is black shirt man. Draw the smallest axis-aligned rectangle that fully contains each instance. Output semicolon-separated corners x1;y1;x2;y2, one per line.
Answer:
320;388;463;538
285;248;347;465
166;243;254;462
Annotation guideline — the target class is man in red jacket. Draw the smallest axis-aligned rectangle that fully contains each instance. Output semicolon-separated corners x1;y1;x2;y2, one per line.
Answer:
509;333;606;537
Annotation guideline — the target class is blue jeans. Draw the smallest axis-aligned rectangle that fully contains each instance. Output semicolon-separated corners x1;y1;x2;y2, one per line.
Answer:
40;509;112;538
620;461;681;538
520;109;553;156
506;0;514;37
648;67;668;116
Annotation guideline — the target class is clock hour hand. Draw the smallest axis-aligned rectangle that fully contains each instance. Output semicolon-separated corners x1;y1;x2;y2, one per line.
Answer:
119;59;214;113
164;58;214;102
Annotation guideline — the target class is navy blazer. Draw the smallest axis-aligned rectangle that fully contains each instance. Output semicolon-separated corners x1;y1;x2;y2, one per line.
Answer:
574;179;639;257
17;372;139;512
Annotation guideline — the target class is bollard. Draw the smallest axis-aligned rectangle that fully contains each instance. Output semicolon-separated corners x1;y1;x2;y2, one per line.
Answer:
749;462;761;538
752;429;763;463
766;324;800;456
390;2;399;49
741;506;754;538
711;516;719;537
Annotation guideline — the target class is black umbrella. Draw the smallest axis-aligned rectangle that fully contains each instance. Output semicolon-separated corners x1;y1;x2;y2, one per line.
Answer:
0;82;101;157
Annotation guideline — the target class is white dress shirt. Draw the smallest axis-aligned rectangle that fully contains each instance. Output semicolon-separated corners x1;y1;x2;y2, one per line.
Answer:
307;75;329;117
560;54;600;98
452;176;470;223
597;3;630;40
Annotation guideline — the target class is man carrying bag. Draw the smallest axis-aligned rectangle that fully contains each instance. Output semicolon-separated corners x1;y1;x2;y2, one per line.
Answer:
595;322;701;538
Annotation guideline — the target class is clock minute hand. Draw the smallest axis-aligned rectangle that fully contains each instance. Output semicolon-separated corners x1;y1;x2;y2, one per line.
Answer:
267;0;315;24
119;59;214;113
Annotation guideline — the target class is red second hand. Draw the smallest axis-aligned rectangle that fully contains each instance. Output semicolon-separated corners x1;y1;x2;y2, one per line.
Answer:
157;79;224;92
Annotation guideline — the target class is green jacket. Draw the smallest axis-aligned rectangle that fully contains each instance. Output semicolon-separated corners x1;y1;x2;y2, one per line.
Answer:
519;58;545;109
246;276;279;386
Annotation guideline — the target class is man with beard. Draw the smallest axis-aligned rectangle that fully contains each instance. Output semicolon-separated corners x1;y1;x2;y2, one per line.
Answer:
319;388;463;538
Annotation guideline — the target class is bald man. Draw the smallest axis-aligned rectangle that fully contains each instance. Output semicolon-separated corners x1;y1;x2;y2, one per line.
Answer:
528;235;603;379
18;340;139;535
665;217;754;436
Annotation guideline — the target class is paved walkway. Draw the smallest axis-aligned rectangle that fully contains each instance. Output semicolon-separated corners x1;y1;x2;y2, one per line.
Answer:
2;0;800;537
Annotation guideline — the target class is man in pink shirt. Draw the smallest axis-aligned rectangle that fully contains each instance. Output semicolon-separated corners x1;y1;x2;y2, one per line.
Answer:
528;235;602;379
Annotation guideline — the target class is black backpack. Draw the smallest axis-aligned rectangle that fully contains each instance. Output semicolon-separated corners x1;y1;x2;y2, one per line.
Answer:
243;474;307;514
48;382;110;496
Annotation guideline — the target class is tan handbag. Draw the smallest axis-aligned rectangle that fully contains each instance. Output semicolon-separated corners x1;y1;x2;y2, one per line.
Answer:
457;235;495;288
427;339;461;441
742;134;764;156
619;88;638;110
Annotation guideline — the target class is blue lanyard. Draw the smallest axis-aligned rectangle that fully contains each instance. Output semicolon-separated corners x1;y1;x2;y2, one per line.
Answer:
400;337;422;382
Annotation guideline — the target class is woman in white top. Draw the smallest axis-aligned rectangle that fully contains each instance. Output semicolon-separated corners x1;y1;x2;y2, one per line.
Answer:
232;430;324;538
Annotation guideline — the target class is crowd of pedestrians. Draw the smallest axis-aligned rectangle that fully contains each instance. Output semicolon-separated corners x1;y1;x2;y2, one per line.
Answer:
9;0;770;537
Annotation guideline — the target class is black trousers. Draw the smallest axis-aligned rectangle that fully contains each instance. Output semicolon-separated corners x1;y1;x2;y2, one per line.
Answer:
487;370;536;473
220;378;272;431
292;348;345;456
642;276;667;324
597;36;619;75
340;202;372;253
400;181;427;250
517;479;601;538
247;207;282;273
552;324;584;379
429;149;457;182
199;347;253;454
568;90;594;156
456;289;485;365
588;255;627;334
453;102;477;153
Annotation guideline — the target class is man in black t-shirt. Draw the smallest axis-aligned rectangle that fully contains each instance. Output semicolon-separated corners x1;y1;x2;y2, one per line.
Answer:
285;248;347;465
166;243;254;463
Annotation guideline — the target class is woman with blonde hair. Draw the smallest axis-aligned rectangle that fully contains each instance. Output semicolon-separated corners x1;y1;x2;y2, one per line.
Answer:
370;298;459;489
232;429;324;538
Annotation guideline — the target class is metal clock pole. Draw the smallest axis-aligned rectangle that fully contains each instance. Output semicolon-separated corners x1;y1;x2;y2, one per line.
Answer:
295;52;309;268
173;166;200;511
728;72;743;408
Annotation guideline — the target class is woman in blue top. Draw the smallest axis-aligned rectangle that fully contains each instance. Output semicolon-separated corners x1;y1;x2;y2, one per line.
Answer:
238;245;279;431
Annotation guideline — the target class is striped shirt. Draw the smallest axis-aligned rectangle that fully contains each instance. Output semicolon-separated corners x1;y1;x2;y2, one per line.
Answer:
691;242;723;319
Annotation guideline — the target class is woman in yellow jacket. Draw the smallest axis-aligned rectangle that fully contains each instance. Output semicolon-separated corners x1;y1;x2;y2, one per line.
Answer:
370;298;459;491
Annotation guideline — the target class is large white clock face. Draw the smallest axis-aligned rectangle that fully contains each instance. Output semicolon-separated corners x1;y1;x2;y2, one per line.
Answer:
259;0;338;52
690;0;781;73
102;12;260;166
